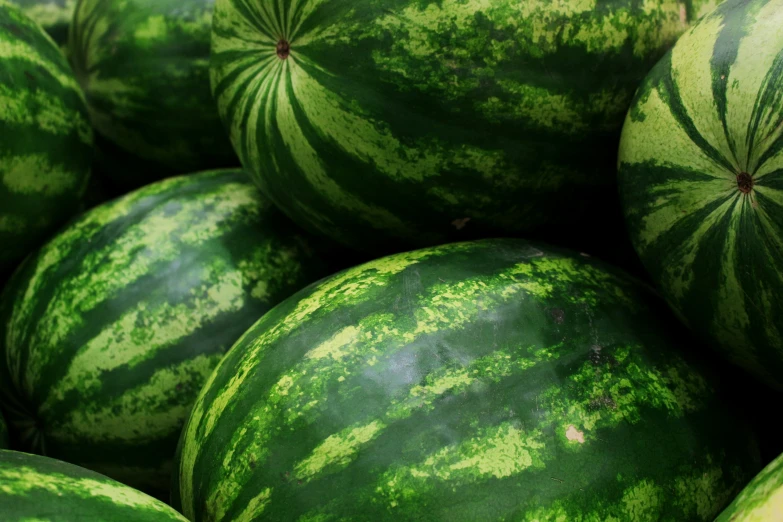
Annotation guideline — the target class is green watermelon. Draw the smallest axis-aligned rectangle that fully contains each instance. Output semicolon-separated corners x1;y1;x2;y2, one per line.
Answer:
716;451;783;521
210;0;722;253
617;0;783;390
0;450;187;521
7;0;75;47
0;169;340;497
173;238;760;521
0;0;93;275
68;0;236;185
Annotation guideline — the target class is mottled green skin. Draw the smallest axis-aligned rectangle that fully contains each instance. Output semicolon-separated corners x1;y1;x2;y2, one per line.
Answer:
210;0;722;252
68;0;237;186
0;1;93;275
8;0;76;46
618;0;783;390
716;451;783;521
173;238;760;521
0;412;8;448
0;450;187;521
0;169;337;497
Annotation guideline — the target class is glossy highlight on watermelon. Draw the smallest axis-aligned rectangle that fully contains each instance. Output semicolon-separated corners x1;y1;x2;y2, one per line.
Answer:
716;451;783;521
617;0;783;389
0;0;93;275
210;0;722;253
8;0;75;46
0;169;338;496
173;238;760;521
68;0;236;185
0;450;187;521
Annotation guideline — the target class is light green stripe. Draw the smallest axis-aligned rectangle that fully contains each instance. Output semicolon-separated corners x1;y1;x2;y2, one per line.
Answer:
47;353;224;444
618;86;730;180
8;180;255;394
19;0;76;28
725;0;783;172
756;148;783;178
0;463;184;519
39;267;245;417
669;12;737;171
660;195;739;302
178;246;449;515
0;84;90;141
0;35;78;90
1;153;81;197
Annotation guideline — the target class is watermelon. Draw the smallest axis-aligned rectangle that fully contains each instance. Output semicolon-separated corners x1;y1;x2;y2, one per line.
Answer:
68;0;236;184
617;0;783;390
0;1;93;275
7;0;75;47
716;451;783;521
0;450;187;521
0;169;341;497
209;0;723;253
173;238;760;521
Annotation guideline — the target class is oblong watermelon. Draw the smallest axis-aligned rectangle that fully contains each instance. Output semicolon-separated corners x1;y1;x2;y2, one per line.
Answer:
173;238;760;521
0;169;341;496
0;1;93;275
617;0;783;389
7;0;75;47
0;449;187;521
210;0;722;252
68;0;236;184
716;451;783;521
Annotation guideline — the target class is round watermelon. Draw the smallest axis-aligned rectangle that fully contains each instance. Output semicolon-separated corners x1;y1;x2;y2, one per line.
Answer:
0;449;187;521
68;0;236;185
716;451;783;522
0;1;93;275
173;238;760;521
617;0;783;389
7;0;75;47
209;0;722;253
0;169;341;497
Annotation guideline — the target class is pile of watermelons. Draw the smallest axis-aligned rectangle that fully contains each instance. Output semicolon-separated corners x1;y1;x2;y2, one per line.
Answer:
1;0;781;520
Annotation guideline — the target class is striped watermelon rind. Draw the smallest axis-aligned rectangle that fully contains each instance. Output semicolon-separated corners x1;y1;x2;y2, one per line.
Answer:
8;0;76;47
174;238;760;521
210;0;722;252
0;0;93;275
68;0;236;181
0;449;187;521
716;451;783;521
0;169;337;496
617;0;783;389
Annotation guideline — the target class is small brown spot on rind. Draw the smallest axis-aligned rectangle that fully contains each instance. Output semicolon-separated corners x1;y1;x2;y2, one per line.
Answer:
277;39;290;60
737;172;753;194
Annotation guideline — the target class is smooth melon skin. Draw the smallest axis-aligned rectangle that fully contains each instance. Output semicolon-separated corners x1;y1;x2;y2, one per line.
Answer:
617;0;783;390
0;1;93;276
0;169;343;498
68;0;237;185
209;0;723;254
173;238;760;522
0;449;187;521
716;452;783;522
